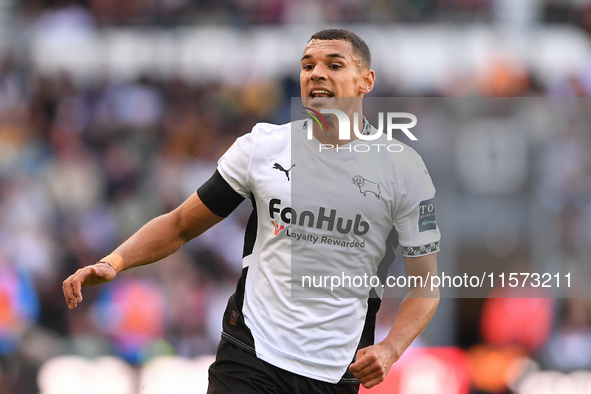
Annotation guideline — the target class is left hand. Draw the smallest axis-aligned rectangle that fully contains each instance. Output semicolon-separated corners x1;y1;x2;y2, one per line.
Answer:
349;343;398;389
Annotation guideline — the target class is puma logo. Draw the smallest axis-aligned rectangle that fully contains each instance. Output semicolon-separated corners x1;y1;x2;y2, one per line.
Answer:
273;163;295;181
271;221;285;236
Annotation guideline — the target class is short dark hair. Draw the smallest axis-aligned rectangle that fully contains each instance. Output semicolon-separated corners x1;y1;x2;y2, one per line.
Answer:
308;28;371;70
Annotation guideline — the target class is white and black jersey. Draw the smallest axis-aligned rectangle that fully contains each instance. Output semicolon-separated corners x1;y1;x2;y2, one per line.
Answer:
198;119;440;384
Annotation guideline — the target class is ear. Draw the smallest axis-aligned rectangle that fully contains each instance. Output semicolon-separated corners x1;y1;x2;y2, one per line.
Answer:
359;69;375;95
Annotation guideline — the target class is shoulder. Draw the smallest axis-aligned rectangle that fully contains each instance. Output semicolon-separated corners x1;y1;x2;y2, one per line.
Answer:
228;120;298;163
245;120;303;149
369;133;426;171
363;123;424;167
394;140;423;164
365;135;432;193
250;121;295;136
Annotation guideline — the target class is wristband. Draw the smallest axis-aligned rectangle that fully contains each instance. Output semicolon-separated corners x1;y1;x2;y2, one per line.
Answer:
99;253;124;273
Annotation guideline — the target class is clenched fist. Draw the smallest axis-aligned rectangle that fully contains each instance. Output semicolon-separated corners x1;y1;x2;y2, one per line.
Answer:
349;343;398;389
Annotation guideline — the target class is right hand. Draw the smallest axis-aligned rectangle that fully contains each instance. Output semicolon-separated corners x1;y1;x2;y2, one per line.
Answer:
62;262;117;310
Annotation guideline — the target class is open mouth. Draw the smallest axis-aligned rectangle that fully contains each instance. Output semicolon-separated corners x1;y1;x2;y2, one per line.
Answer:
310;90;334;99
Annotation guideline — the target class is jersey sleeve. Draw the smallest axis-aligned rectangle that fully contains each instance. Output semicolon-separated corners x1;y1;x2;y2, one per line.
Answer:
393;157;441;257
197;170;245;217
216;130;256;199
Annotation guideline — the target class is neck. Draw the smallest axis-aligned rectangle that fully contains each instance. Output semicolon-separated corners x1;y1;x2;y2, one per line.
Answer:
311;107;364;147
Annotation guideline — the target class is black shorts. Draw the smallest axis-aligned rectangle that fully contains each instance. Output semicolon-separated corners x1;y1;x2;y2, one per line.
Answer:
207;339;360;394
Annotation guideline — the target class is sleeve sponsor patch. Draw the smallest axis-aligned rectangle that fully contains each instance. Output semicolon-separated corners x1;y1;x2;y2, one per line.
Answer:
418;198;437;232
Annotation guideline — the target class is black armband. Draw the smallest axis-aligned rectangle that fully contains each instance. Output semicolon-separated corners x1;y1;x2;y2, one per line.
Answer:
197;170;246;217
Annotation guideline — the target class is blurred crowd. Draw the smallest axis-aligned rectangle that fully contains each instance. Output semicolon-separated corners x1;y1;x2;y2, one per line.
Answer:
0;62;300;391
15;0;591;26
19;0;493;25
0;0;590;393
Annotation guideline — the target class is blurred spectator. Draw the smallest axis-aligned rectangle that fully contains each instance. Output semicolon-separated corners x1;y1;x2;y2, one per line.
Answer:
480;292;554;352
468;344;526;394
0;58;25;118
0;257;40;355
89;0;153;25
476;57;533;97
91;277;167;364
33;0;95;31
544;298;591;371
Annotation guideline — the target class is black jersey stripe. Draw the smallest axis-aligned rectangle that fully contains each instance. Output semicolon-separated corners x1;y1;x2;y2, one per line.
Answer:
376;226;399;287
220;266;256;352
342;227;399;382
197;170;245;218
356;226;399;350
242;197;258;258
219;197;259;353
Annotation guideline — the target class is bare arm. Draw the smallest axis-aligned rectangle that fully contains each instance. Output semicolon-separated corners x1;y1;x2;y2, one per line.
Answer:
112;192;223;270
62;192;223;309
350;253;439;388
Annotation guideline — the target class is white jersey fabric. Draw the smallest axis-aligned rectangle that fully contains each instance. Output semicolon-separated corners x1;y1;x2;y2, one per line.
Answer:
216;118;440;383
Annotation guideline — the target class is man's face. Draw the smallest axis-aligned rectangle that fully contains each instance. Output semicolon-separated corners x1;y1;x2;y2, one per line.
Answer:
300;39;374;109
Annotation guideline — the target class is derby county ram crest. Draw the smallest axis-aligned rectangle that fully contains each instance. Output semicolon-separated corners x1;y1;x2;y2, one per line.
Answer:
352;175;381;199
